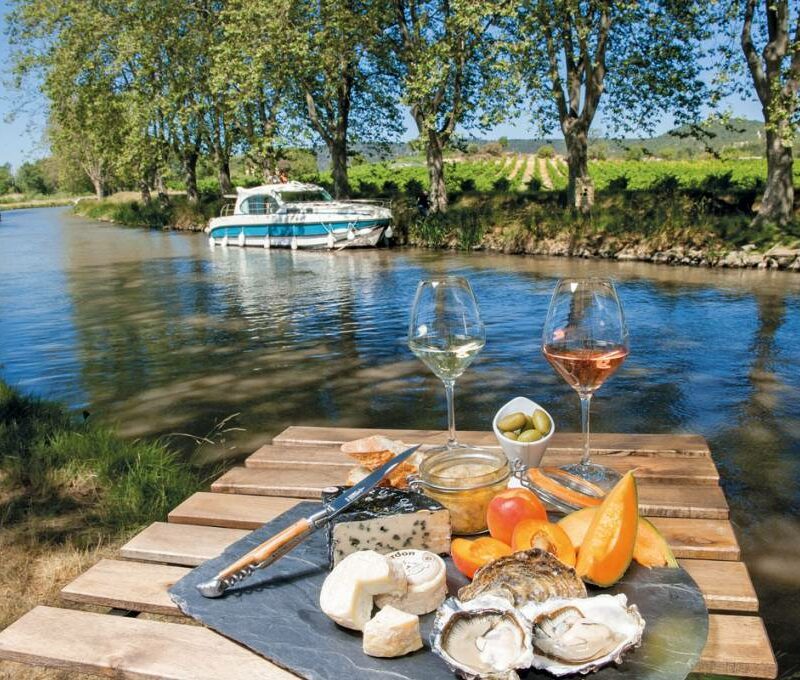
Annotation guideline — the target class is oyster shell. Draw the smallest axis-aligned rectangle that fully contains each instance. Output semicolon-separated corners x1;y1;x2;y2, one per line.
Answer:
458;549;587;607
521;594;645;676
431;595;534;679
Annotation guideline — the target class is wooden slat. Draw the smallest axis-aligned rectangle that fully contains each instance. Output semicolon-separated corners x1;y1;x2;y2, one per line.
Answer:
61;554;757;616
0;606;776;678
168;493;300;529
61;559;189;616
211;466;729;519
156;492;740;560
0;606;294;679
699;614;777;678
246;444;720;485
120;522;249;566
273;426;711;456
679;560;758;613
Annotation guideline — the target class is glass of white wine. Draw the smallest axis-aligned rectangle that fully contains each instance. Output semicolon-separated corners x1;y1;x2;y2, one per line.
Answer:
408;277;486;450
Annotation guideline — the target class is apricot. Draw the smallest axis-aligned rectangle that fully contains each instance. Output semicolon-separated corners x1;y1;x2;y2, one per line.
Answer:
486;488;547;545
511;519;576;566
451;537;512;579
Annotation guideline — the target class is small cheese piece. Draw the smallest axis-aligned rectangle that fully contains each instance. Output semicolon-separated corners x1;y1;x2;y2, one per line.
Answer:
322;486;451;566
375;550;447;615
362;605;423;658
319;550;406;631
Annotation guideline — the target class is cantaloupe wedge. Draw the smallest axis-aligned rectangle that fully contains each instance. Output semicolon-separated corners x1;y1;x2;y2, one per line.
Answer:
559;506;679;569
573;471;638;587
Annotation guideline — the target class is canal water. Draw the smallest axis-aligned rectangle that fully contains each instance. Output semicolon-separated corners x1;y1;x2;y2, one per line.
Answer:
1;207;798;676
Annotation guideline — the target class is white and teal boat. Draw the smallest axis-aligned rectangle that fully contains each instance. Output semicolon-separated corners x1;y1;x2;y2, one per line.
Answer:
206;182;393;250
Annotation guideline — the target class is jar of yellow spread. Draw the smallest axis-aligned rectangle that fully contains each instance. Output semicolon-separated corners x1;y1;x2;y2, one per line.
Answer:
410;447;510;535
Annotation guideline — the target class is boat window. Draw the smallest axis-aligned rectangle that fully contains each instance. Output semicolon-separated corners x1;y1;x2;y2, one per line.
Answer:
276;189;332;203
240;195;278;215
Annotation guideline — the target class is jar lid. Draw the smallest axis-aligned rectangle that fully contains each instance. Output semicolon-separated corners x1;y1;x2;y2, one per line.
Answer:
418;446;510;492
516;466;606;513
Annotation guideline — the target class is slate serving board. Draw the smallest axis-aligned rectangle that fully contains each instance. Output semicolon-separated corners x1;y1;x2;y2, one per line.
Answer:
170;502;708;680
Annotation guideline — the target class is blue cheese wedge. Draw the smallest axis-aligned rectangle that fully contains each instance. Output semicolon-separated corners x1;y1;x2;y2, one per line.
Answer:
322;487;451;567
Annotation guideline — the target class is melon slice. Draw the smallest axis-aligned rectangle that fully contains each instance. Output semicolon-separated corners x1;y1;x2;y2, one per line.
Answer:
573;471;638;587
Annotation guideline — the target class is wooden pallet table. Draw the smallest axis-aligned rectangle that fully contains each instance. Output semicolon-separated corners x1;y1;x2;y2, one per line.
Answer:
0;428;778;679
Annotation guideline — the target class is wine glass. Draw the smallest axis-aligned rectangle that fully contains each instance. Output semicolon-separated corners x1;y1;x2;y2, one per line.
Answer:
542;278;629;489
409;277;486;450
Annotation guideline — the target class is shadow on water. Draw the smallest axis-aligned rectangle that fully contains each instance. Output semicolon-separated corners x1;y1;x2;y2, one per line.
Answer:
1;207;800;677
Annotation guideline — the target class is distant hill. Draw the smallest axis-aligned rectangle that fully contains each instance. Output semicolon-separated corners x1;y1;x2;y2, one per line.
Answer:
315;118;770;168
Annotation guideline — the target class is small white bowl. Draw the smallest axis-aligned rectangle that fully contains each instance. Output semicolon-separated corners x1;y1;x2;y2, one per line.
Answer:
492;396;555;469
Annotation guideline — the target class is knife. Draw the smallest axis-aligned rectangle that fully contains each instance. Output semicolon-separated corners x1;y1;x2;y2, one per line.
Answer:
196;443;421;598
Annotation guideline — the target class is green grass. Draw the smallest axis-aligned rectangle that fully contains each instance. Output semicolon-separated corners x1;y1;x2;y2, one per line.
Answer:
0;380;218;536
75;194;222;231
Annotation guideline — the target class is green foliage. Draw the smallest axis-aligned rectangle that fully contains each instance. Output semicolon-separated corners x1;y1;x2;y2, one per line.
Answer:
0;164;15;194
536;145;555;158
14;160;56;195
0;381;214;532
409;204;491;250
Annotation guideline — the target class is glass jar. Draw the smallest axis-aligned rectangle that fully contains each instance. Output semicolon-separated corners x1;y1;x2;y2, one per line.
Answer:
410;447;510;535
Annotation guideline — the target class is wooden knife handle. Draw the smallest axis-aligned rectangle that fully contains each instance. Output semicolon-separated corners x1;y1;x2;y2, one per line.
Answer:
215;517;314;581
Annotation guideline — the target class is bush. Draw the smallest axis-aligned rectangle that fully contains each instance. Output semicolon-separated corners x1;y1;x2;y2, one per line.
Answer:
492;177;511;192
527;177;543;192
537;145;556;159
382;180;400;196
483;142;504;156
404;178;426;197
460;178;477;192
651;174;680;194
624;146;646;161
607;175;629;193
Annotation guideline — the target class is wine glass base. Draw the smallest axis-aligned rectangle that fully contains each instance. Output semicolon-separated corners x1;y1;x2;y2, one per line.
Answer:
560;462;621;492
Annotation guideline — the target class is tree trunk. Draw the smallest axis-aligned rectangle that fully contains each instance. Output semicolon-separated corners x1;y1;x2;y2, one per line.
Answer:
91;177;106;200
217;156;233;195
183;151;199;205
156;175;169;204
753;125;794;227
425;131;448;213
139;179;151;203
330;138;350;199
564;128;594;213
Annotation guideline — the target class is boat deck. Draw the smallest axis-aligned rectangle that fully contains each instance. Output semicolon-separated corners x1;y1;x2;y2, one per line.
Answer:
0;427;778;678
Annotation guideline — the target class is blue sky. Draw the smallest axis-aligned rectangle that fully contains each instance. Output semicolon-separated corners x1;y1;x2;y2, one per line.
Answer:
0;0;763;171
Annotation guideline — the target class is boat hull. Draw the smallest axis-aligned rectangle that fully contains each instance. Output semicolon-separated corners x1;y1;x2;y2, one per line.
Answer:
206;217;390;249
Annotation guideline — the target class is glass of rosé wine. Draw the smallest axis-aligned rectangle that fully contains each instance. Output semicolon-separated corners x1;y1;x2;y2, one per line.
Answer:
542;277;629;489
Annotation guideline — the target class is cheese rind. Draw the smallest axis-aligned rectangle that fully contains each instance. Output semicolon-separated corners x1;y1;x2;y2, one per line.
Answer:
319;551;406;631
362;605;423;658
375;550;447;615
322;487;451;566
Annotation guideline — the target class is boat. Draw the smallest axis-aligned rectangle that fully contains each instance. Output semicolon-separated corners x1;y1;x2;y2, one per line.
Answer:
206;182;393;250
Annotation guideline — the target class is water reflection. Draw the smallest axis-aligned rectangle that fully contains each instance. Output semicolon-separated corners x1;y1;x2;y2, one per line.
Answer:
1;208;799;677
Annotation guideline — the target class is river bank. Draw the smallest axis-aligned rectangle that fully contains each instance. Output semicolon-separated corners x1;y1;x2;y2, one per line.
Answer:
72;188;800;270
0;379;224;663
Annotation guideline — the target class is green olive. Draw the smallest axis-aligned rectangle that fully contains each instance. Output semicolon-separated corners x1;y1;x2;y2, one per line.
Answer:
503;430;519;441
522;415;535;431
498;412;527;432
532;409;551;435
518;428;543;443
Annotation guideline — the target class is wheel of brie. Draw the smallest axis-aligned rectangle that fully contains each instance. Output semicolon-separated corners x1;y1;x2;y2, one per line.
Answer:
375;549;447;615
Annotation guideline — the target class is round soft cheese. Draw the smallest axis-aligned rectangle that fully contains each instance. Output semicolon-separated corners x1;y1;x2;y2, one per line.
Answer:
375;549;447;615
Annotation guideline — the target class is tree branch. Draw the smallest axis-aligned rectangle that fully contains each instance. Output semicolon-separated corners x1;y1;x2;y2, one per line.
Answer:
741;0;769;104
581;3;610;127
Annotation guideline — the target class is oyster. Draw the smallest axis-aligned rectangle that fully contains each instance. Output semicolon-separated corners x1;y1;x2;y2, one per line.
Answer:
431;595;534;679
522;594;645;676
458;549;587;607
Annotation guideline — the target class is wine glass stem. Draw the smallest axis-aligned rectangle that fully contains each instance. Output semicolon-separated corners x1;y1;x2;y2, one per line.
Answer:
579;393;592;466
444;379;457;446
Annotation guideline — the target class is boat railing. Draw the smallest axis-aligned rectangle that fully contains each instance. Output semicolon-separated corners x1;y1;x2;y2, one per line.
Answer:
219;203;236;217
347;199;392;209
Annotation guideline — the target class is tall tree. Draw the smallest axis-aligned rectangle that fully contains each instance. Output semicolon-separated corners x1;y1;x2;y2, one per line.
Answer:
282;0;400;198
215;0;292;182
738;0;799;226
8;0;125;198
514;0;708;212
387;0;511;213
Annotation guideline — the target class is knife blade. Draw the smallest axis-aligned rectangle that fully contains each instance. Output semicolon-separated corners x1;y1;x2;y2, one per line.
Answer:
196;443;421;598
